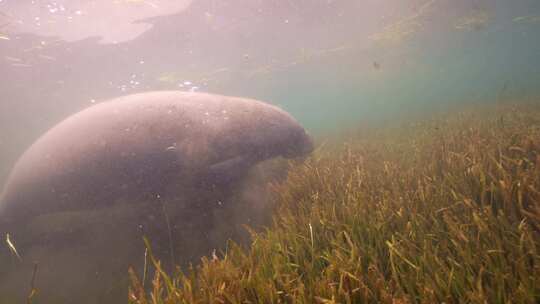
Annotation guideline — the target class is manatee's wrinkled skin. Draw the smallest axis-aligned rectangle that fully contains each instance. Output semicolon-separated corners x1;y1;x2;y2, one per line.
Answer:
0;91;313;303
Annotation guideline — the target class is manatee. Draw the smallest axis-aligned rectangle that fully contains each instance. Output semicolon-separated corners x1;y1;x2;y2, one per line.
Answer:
0;90;313;221
0;91;313;303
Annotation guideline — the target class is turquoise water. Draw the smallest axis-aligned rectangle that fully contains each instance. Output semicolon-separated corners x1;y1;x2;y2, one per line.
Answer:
255;1;540;132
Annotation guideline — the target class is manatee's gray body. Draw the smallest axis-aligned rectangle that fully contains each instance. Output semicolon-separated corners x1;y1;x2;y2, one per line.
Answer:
0;91;312;303
0;91;313;220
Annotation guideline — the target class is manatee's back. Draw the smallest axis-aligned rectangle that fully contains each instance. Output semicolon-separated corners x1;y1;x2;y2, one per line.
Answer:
0;90;313;220
0;92;192;220
0;91;314;304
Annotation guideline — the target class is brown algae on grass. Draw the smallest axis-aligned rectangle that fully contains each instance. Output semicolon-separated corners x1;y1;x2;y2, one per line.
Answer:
129;102;540;304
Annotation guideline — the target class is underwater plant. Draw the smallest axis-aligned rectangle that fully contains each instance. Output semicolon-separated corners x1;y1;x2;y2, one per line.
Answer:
128;101;539;303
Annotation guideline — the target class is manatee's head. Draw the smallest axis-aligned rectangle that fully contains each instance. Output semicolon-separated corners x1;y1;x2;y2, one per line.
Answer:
278;125;314;159
209;97;314;169
248;107;314;161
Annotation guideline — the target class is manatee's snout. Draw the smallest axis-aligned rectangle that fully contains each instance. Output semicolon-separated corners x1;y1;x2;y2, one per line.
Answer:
282;129;314;159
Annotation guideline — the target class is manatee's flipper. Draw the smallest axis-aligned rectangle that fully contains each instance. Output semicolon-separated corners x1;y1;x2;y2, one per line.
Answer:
206;155;255;186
